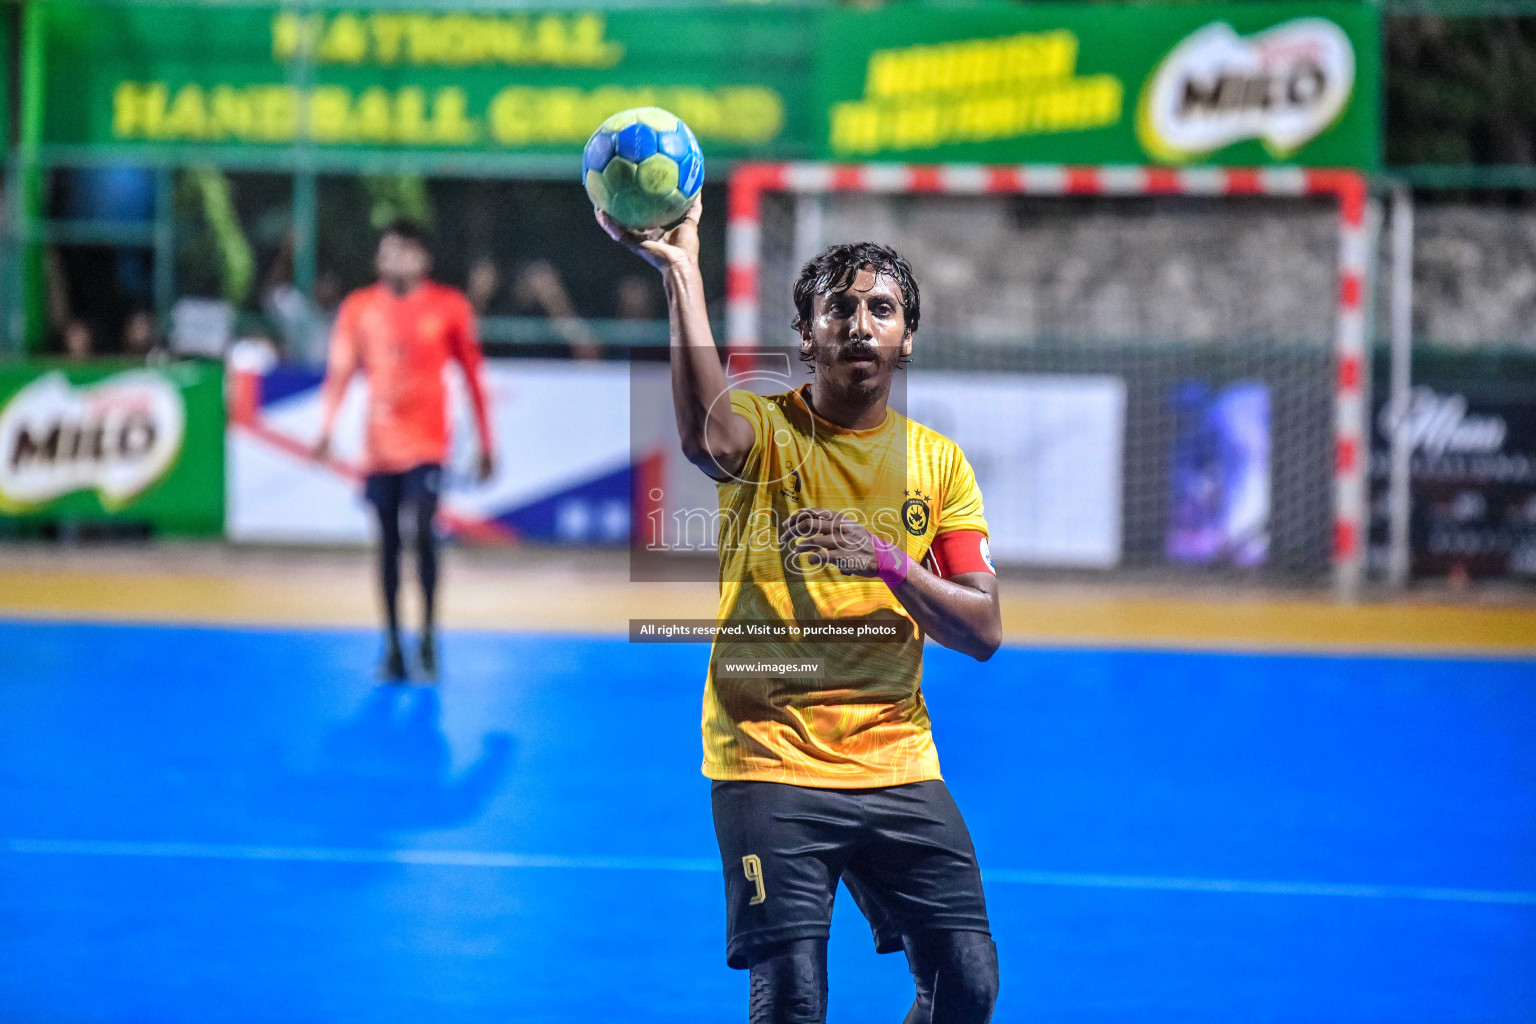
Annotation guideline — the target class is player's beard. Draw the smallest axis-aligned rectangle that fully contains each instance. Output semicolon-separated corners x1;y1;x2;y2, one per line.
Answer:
813;340;890;412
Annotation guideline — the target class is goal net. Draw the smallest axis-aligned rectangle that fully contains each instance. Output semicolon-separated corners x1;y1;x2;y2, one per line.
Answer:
727;164;1370;587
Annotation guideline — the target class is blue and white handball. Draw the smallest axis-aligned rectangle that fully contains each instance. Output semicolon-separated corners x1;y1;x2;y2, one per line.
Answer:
583;107;704;230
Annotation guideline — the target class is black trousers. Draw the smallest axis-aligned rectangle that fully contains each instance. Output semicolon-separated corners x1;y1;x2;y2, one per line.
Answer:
363;463;442;639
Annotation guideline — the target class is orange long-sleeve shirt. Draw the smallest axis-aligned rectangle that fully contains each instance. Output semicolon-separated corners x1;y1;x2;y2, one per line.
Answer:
320;281;494;474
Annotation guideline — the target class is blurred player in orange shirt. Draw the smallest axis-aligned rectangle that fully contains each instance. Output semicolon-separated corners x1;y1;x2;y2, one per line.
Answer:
313;220;495;682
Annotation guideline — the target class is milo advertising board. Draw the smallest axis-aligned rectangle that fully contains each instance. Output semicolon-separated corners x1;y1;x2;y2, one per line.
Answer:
0;361;224;536
816;2;1377;166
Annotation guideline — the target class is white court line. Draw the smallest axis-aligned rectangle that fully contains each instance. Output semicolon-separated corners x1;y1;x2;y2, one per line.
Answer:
2;839;717;874
982;868;1536;905
5;839;1535;907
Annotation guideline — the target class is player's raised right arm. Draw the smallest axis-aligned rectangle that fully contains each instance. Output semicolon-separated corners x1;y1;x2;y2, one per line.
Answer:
595;199;755;481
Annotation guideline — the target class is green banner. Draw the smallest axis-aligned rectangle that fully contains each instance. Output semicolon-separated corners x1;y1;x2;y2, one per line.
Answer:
817;3;1379;167
0;360;225;536
33;1;1377;167
38;3;812;159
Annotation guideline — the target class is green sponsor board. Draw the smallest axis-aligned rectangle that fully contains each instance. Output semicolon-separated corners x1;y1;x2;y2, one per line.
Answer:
816;3;1379;167
0;361;225;535
37;3;812;159
32;1;1376;167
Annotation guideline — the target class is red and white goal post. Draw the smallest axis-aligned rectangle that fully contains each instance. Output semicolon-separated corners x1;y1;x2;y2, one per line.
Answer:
725;162;1371;591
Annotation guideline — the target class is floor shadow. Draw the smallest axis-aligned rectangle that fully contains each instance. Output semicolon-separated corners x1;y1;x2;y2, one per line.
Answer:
275;686;516;845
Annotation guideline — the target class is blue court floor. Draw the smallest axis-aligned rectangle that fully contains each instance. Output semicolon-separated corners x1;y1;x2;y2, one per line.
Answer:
2;619;1534;1023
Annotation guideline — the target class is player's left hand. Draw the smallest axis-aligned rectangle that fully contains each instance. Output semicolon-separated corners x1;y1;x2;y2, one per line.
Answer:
477;451;496;483
779;508;880;577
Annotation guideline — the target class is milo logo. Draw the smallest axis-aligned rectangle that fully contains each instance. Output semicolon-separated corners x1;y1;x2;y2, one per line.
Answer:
0;370;185;509
1137;18;1355;163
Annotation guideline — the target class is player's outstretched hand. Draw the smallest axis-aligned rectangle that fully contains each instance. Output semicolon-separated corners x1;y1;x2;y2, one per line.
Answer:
780;508;880;577
594;195;702;276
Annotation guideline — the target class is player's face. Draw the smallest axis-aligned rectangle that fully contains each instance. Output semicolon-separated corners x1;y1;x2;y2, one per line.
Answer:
803;268;912;399
376;234;430;292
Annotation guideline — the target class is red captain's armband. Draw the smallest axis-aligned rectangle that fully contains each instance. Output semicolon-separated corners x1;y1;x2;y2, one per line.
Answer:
923;530;995;578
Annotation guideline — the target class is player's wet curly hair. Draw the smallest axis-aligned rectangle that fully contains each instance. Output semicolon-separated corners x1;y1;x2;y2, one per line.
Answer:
791;242;921;342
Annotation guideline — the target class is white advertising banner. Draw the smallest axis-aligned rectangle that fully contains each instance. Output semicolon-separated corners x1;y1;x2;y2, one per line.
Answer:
907;373;1126;568
641;369;1128;569
228;360;1125;566
227;359;640;545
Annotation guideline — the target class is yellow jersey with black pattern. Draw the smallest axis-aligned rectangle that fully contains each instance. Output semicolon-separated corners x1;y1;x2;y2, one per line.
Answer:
702;384;989;788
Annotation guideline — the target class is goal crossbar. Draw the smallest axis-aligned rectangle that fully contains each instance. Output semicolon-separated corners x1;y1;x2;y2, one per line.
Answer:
724;162;1371;589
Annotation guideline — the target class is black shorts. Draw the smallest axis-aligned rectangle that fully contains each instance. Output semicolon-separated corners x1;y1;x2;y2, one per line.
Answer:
710;779;991;969
363;463;442;511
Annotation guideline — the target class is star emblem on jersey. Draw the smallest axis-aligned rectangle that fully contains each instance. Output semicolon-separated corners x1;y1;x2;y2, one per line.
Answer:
901;491;931;536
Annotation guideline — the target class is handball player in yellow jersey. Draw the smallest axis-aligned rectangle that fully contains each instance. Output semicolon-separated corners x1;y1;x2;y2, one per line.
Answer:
601;198;1002;1024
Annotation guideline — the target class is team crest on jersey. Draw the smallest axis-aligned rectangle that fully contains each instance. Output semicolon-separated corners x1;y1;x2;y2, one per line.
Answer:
901;491;930;536
779;469;802;502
